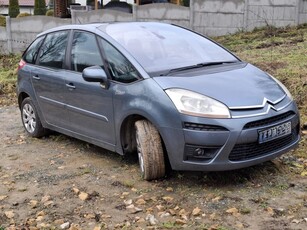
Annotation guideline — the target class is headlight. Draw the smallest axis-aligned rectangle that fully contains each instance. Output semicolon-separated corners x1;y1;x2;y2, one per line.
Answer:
165;88;231;118
269;74;293;100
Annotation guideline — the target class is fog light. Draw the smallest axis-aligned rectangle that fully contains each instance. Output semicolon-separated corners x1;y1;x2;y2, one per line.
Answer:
185;145;220;161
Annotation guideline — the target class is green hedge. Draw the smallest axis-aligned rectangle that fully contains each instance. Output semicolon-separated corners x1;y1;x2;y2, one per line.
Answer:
9;0;20;18
34;0;47;15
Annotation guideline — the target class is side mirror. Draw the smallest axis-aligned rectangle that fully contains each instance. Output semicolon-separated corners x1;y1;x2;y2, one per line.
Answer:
82;66;109;88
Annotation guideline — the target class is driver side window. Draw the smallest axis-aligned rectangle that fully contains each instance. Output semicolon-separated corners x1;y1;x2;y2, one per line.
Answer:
99;38;140;83
71;31;104;72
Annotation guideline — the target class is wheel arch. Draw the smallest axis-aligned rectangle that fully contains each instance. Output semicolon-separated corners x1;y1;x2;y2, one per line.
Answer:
18;92;30;109
119;113;167;156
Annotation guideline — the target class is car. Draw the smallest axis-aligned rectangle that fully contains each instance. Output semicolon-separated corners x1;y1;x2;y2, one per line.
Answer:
17;22;300;180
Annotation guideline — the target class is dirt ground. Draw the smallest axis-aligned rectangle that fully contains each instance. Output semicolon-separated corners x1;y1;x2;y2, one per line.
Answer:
0;105;306;230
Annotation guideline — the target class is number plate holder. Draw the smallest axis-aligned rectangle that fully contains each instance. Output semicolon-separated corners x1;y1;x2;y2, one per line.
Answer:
258;121;292;144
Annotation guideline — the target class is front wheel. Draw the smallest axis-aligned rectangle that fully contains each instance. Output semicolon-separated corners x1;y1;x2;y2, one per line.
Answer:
21;97;47;138
135;120;165;180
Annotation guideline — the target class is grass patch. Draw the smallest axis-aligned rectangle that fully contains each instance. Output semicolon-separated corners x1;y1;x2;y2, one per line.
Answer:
0;54;20;106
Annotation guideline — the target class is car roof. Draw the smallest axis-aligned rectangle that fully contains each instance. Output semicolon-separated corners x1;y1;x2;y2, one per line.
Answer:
37;22;172;37
37;23;108;37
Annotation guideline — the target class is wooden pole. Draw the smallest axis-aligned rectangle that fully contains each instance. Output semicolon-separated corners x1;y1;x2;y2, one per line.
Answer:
95;0;98;10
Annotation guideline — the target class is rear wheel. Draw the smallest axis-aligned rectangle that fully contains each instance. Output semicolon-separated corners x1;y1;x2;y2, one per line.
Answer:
21;97;46;138
135;120;165;180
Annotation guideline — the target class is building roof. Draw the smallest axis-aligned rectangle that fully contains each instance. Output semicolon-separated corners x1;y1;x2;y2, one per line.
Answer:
0;0;34;6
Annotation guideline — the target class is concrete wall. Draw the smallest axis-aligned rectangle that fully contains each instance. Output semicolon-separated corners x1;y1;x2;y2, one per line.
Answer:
135;3;190;28
192;0;245;36
73;9;133;24
299;0;307;24
246;0;300;30
9;16;71;53
1;0;307;54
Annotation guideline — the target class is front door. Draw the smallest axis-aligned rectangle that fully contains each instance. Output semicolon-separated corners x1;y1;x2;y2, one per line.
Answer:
63;31;116;148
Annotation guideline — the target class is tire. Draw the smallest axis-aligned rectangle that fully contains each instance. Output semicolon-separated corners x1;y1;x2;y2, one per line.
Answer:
135;120;165;180
21;97;46;138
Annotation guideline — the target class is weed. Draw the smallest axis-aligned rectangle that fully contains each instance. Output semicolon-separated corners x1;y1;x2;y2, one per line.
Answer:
0;227;5;230
240;207;251;214
162;221;177;229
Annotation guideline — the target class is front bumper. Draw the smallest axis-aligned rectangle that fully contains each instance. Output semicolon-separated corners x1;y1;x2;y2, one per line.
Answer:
160;102;300;171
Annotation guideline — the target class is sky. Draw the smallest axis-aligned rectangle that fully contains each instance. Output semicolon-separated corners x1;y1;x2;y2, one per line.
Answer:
76;0;134;5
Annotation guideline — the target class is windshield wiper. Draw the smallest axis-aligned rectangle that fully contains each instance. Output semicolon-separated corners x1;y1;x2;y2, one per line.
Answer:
160;61;239;76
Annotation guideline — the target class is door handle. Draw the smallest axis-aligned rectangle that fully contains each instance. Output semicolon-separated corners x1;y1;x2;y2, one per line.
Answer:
32;75;40;80
66;83;76;89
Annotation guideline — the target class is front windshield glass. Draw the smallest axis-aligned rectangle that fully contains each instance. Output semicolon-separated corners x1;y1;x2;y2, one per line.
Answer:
103;23;238;74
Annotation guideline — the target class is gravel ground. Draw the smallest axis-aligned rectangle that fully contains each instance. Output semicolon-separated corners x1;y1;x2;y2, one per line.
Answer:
0;105;306;230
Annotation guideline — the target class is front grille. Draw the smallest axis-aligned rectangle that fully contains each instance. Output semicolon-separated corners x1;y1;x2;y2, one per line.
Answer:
184;122;228;131
243;111;295;129
229;128;298;161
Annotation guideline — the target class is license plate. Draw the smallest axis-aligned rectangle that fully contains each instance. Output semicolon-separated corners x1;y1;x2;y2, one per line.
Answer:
258;121;291;144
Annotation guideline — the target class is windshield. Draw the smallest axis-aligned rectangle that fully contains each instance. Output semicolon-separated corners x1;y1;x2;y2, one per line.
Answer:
103;23;238;74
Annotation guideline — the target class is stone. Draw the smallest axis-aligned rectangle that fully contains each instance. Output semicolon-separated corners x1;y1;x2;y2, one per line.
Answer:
0;195;7;201
5;210;14;219
78;192;89;201
162;196;174;202
135;198;146;205
36;211;45;217
41;195;50;203
159;212;170;218
29;200;38;208
226;207;239;214
72;188;80;194
146;214;158;226
54;219;65;225
124;199;132;205
60;222;70;229
175;219;187;225
192;207;202;216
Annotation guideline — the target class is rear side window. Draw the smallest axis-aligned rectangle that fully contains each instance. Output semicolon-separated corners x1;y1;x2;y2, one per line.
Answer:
71;31;104;72
38;31;69;69
23;36;45;64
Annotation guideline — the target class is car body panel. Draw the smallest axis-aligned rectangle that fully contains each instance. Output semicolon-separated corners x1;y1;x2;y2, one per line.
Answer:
30;65;70;129
153;63;285;108
63;70;116;147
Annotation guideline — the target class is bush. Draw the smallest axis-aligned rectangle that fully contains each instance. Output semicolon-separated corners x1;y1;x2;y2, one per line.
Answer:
46;9;54;16
9;0;20;18
0;15;6;27
34;0;47;15
181;0;189;7
16;12;31;18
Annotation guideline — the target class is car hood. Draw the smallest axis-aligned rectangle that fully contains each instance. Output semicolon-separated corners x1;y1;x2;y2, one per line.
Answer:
153;63;285;108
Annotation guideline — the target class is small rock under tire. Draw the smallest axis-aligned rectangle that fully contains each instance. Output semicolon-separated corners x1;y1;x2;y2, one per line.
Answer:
135;120;166;180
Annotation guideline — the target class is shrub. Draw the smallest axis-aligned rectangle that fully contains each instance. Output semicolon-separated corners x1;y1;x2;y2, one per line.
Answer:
46;9;54;16
0;15;6;27
9;0;20;18
34;0;47;15
16;12;31;18
181;0;189;7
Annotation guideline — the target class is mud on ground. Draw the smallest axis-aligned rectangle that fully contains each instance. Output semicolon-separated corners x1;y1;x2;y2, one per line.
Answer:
0;106;306;230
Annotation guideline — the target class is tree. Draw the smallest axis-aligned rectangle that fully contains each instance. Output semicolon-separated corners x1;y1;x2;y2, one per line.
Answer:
54;0;68;18
34;0;46;15
8;0;20;18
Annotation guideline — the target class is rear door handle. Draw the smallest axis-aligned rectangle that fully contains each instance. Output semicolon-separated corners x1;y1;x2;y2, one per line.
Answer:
32;75;40;80
66;83;76;89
